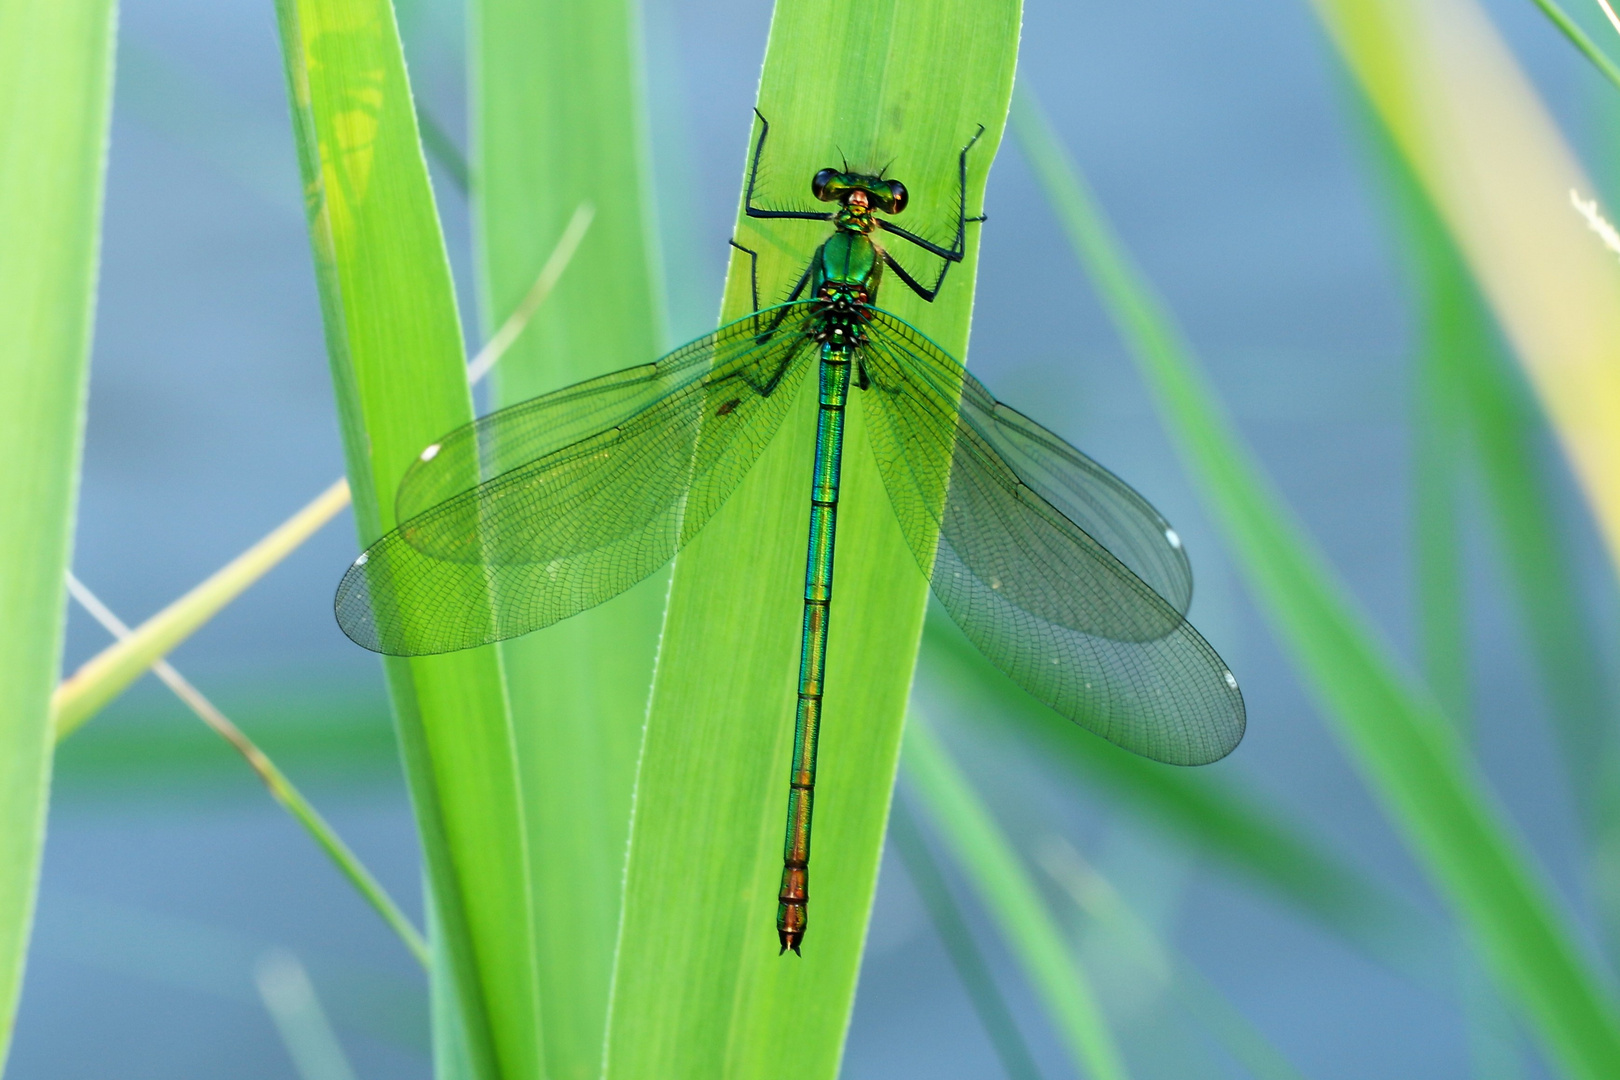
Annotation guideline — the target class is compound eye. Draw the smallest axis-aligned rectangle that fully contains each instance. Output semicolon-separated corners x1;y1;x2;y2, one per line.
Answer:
812;169;839;202
886;181;908;214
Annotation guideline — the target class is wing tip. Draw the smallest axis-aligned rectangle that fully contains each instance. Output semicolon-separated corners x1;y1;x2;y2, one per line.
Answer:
334;558;389;654
1155;677;1247;767
332;543;521;658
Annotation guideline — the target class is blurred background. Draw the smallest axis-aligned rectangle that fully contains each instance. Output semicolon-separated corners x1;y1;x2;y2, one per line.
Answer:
14;0;1620;1075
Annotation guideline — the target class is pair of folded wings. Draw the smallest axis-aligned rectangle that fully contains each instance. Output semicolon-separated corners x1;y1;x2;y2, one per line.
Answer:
335;303;1244;766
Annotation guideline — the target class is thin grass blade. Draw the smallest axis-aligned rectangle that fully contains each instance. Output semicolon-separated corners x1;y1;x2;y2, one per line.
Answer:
53;479;350;739
256;950;361;1080
1525;0;1620;94
1012;83;1620;1078
65;574;428;966
0;0;116;1064
1036;839;1311;1080
1410;292;1470;726
904;718;1130;1080
52;223;581;743
271;2;537;1076
890;797;1047;1080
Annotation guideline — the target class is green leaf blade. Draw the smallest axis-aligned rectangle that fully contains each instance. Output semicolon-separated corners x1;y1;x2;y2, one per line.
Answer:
604;3;1021;1076
271;3;538;1077
1366;118;1616;872
0;0;117;1062
471;2;669;1077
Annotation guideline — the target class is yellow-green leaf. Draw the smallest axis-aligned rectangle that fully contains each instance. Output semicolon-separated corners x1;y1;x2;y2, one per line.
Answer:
1308;0;1620;582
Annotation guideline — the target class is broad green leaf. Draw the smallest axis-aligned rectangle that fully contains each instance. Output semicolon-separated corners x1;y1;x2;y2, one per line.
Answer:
470;3;665;1078
271;3;536;1077
903;719;1130;1080
1013;84;1620;1078
604;3;1020;1076
0;0;116;1062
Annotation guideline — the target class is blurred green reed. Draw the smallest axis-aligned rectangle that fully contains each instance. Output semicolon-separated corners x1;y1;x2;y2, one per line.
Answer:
905;716;1129;1080
1363;103;1620;943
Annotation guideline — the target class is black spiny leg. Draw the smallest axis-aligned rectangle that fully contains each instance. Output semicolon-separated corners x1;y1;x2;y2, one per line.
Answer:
728;239;764;319
729;238;817;342
884;249;953;304
745;110;836;224
876;124;989;302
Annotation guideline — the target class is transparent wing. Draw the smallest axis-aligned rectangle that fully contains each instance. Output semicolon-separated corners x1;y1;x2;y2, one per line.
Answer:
335;304;819;656
860;310;1244;765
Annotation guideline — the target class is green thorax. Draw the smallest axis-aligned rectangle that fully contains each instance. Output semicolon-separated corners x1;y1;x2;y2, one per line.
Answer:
813;213;883;305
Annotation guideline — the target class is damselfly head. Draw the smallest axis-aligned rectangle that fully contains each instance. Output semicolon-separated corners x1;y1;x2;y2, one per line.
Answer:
811;168;908;215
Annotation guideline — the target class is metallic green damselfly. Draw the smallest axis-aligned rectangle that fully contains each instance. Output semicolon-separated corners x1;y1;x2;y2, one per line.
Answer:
335;113;1245;954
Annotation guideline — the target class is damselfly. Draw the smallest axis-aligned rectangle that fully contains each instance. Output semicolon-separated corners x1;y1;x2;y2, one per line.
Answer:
335;112;1245;954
